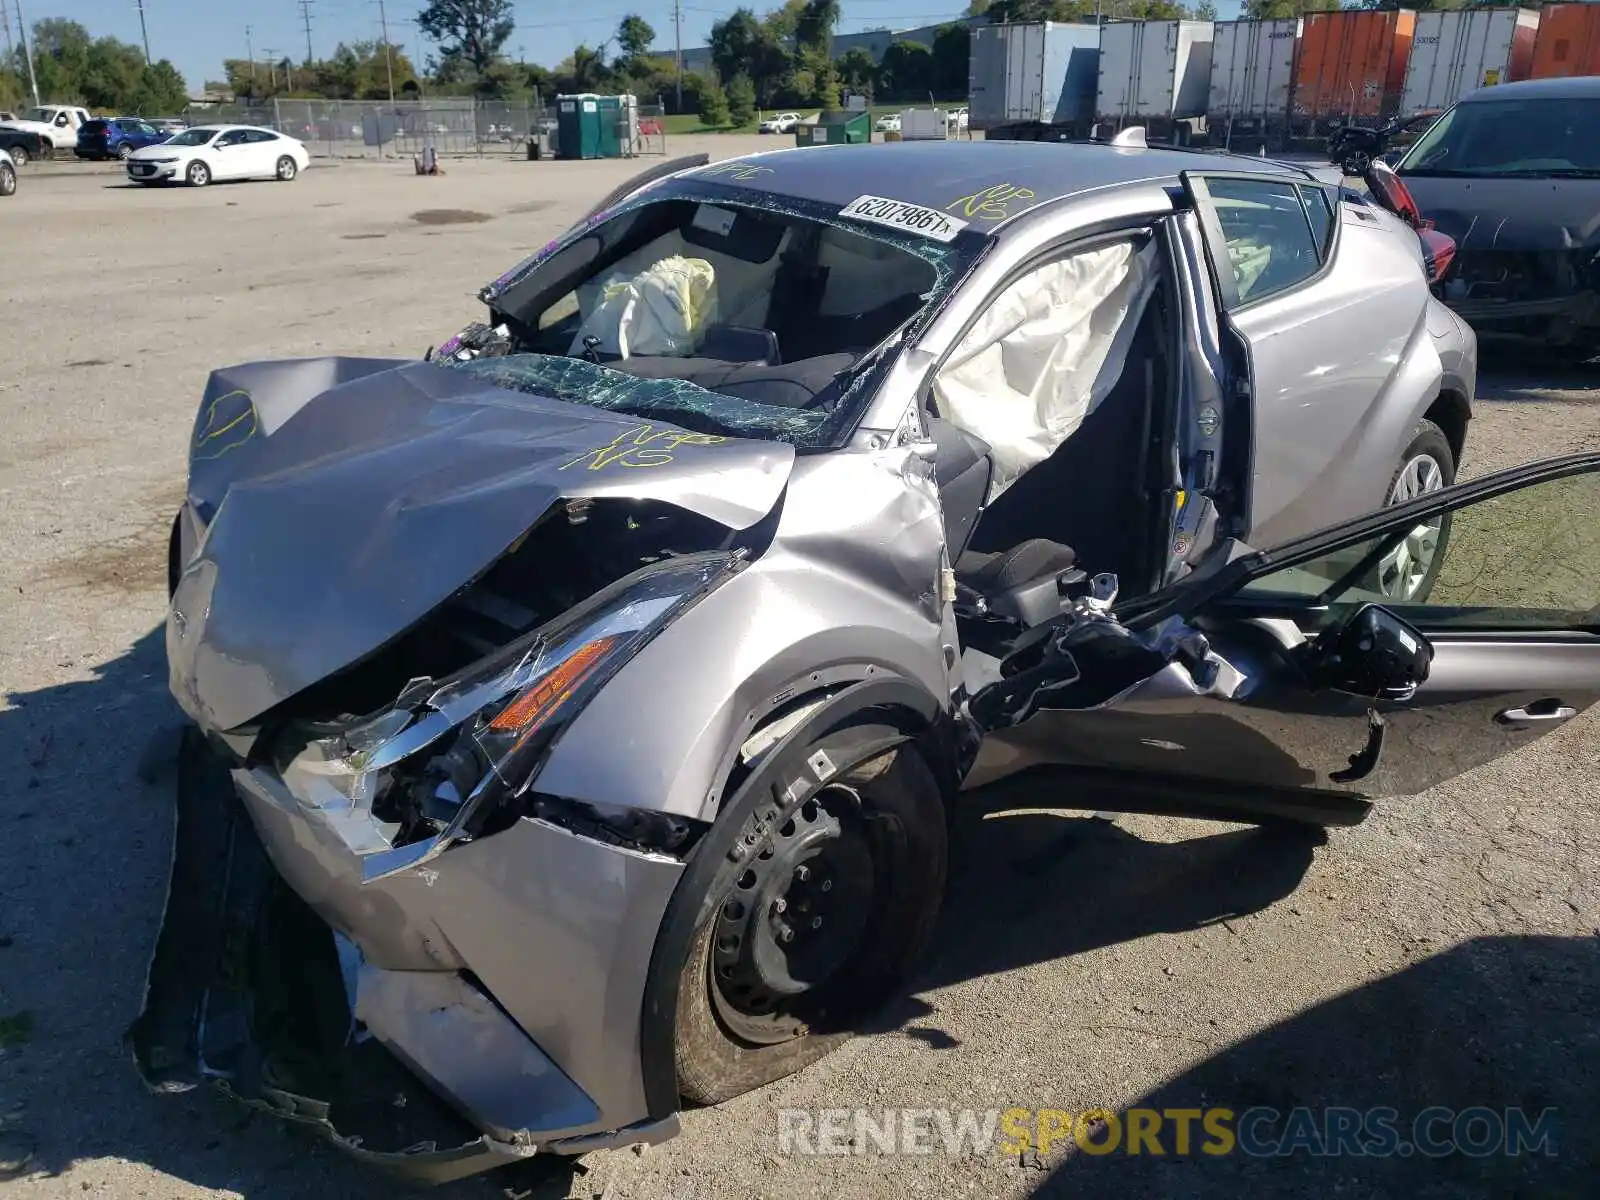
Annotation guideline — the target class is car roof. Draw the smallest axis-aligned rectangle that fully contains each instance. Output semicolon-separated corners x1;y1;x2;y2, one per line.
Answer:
679;139;1312;229
1463;75;1600;102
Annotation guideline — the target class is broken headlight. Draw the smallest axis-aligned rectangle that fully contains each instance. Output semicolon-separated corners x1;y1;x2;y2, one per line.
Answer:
281;551;738;878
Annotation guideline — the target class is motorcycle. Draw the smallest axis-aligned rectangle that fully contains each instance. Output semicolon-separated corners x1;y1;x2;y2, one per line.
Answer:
1327;110;1441;177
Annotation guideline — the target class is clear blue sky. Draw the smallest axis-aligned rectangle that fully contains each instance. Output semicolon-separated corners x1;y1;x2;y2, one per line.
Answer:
56;0;1242;95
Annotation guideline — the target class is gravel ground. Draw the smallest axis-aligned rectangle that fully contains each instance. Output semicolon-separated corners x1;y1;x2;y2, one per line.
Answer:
0;143;1596;1200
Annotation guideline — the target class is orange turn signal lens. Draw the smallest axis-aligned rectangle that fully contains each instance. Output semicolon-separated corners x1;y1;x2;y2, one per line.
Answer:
486;635;621;737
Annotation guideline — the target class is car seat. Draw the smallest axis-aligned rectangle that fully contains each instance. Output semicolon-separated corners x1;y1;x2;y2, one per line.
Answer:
952;284;1168;613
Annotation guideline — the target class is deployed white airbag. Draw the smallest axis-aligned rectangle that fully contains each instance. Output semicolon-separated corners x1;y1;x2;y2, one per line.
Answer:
571;254;719;358
932;239;1158;501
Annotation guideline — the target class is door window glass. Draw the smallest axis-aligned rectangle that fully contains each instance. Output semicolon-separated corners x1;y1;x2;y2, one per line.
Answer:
1235;471;1600;632
1208;178;1322;303
1301;186;1336;259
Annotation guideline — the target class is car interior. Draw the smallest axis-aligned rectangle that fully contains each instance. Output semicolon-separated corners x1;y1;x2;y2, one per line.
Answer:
501;199;943;413
489;201;1178;659
933;253;1177;658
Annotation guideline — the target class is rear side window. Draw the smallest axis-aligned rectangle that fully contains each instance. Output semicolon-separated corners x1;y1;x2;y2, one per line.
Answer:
1301;186;1336;259
1206;178;1323;304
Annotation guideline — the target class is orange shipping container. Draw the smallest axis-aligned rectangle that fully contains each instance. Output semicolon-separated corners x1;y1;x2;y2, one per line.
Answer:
1530;3;1600;78
1293;9;1417;123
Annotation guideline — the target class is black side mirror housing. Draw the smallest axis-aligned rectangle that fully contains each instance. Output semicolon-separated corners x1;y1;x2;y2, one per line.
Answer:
1302;603;1434;702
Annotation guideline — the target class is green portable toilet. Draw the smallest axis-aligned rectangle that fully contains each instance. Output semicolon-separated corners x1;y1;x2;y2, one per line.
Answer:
555;93;603;159
796;110;869;147
594;94;640;157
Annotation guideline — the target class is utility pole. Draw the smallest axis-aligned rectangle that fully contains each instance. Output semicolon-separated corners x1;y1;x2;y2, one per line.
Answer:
0;0;14;63
14;0;38;106
262;47;279;90
297;0;315;65
673;0;683;110
375;0;395;104
134;0;152;63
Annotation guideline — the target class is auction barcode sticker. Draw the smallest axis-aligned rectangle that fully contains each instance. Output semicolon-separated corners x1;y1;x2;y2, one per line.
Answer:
839;195;968;243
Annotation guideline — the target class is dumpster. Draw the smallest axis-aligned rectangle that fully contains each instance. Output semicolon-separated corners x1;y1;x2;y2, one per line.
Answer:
555;93;602;159
796;110;870;146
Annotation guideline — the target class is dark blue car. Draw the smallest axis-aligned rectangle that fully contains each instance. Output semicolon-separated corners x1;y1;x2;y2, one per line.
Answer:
75;117;169;161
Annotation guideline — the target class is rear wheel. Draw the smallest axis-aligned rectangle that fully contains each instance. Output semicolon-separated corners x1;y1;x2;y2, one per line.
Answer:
0;163;14;197
116;143;133;160
674;736;947;1105
1375;419;1455;603
186;159;210;187
7;144;27;167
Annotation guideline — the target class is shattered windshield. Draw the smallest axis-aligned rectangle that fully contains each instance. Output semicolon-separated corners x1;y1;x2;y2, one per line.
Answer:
1400;97;1600;178
443;183;982;448
451;354;834;442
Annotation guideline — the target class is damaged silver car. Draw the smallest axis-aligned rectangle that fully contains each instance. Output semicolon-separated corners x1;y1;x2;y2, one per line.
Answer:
135;140;1598;1183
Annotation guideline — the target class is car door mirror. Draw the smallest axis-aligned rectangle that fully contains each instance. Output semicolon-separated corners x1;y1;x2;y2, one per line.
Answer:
1300;602;1433;702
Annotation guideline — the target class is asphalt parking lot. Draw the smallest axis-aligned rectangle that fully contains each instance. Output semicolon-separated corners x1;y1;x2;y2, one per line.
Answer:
0;139;1596;1200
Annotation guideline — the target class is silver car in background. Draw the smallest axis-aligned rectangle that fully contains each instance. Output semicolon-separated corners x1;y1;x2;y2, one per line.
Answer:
132;139;1600;1184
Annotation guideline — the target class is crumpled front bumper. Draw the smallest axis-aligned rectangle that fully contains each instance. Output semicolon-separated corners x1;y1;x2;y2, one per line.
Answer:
130;730;684;1184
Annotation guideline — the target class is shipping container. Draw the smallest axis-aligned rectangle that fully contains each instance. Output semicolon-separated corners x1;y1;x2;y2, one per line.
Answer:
1207;18;1301;137
968;21;1101;135
1402;8;1538;112
1293;9;1416;125
1097;20;1216;125
1530;2;1600;78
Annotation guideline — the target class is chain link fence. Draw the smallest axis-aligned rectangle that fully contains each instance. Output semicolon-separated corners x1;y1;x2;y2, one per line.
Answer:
182;98;668;160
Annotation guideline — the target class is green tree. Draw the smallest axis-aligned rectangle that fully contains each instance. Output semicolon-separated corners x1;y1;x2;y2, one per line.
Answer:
699;73;732;126
931;22;969;97
616;15;656;61
416;0;514;77
835;47;876;100
764;0;808;40
794;0;839;56
709;8;788;103
877;41;934;102
727;72;757;124
14;19;188;112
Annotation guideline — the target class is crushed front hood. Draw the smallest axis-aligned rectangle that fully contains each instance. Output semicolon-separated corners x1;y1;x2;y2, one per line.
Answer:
1403;175;1600;254
169;358;794;733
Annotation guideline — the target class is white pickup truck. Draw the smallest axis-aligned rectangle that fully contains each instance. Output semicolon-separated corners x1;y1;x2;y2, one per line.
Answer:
0;105;93;152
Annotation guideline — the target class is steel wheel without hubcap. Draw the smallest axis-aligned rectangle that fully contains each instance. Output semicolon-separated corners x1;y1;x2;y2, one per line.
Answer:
276;155;297;181
669;735;947;1106
1378;451;1446;601
709;785;878;1044
186;160;210;186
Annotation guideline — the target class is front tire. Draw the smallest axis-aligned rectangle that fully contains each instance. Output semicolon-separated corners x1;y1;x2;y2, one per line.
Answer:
186;160;210;187
1375;418;1455;603
674;737;947;1105
0;163;14;197
275;155;298;181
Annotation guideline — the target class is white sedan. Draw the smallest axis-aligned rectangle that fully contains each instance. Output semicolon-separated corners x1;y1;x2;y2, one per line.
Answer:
874;113;900;133
126;124;310;187
758;111;802;134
